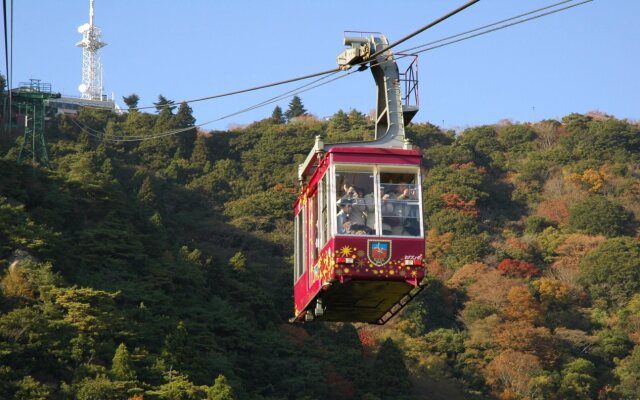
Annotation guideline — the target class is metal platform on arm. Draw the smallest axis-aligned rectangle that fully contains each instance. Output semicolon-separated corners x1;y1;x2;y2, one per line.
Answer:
298;32;419;182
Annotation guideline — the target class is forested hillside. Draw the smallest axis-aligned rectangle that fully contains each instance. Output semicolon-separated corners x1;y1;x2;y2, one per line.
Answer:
1;94;640;399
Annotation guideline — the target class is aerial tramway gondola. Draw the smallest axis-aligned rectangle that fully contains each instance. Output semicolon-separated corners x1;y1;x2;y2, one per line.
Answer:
291;33;426;324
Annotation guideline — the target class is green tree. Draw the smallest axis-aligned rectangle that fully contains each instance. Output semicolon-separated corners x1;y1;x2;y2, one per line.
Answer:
614;345;640;399
75;375;126;400
559;358;597;400
122;93;140;110
173;102;197;157
111;343;137;381
271;106;285;124
369;338;412;400
284;95;307;121
329;109;350;132
161;321;192;373
154;94;176;114
207;375;237;400
13;376;51;400
191;135;211;167
567;196;634;237
579;237;640;307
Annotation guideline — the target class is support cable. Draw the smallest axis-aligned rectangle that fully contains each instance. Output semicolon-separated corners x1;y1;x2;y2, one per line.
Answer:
73;0;593;142
400;0;576;54
131;67;340;112
8;0;11;123
366;0;481;60
403;0;593;56
2;0;8;127
72;70;356;142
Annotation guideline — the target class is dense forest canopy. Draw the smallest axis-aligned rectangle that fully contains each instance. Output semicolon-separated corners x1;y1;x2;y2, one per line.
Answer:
1;90;640;399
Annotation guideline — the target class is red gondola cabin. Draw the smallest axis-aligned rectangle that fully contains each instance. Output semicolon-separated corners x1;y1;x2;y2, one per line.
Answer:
291;33;426;324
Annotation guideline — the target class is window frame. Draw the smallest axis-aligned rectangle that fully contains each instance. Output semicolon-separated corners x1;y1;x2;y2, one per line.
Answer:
331;163;424;238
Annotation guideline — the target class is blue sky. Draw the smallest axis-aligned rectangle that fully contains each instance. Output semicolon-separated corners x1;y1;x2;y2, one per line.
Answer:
9;0;640;131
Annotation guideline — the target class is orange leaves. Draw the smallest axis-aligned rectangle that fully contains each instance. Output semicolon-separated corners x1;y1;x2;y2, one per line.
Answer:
497;259;541;279
535;198;570;224
448;263;520;308
484;349;544;399
548;233;605;288
504;286;542;323
441;192;479;217
425;228;453;261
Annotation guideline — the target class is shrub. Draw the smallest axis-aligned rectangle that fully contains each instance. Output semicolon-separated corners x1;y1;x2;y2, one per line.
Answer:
567;196;634;237
579;237;640;307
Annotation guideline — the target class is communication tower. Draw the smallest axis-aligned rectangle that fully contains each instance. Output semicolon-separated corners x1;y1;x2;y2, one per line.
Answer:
76;0;106;101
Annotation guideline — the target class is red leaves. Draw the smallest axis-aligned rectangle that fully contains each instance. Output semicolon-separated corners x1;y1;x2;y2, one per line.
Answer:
441;192;479;217
497;259;541;279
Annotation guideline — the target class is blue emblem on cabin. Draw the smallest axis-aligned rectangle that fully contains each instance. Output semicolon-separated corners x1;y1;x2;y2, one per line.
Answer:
367;240;392;266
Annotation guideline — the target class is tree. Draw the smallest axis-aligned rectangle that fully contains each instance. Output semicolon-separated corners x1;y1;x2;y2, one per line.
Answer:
271;106;285;124
328;109;350;132
173;102;197;157
207;375;237;400
567;195;634;237
284;95;306;122
484;350;544;399
579;237;640;307
191;135;211;166
369;339;412;400
75;375;126;400
503;286;542;323
111;343;137;381
559;358;597;400
174;102;196;128
122;94;140;110
497;259;541;279
614;345;640;398
13;376;51;400
154;94;176;114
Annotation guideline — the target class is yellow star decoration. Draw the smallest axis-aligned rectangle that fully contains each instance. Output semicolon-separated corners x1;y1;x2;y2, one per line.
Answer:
339;245;354;257
357;250;365;258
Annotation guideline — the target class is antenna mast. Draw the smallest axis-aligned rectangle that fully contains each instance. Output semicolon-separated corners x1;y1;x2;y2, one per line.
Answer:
76;0;107;100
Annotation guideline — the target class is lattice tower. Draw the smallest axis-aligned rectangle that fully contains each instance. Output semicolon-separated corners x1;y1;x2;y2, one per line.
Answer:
76;0;106;101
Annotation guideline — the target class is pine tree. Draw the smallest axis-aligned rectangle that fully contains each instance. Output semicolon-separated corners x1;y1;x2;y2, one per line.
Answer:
191;135;211;166
284;96;307;122
174;102;197;157
207;375;237;400
174;102;196;128
111;343;137;381
122;94;140;110
154;94;176;114
369;338;412;400
329;109;350;132
271;106;285;124
161;321;191;372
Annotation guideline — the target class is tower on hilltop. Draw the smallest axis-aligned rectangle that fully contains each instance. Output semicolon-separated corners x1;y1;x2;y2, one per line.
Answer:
76;0;106;101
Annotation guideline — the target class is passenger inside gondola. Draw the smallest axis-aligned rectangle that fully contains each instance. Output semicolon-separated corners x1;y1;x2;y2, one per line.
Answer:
336;198;370;235
380;173;421;236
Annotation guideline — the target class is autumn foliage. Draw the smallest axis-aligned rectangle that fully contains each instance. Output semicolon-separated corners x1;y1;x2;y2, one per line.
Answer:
497;259;541;278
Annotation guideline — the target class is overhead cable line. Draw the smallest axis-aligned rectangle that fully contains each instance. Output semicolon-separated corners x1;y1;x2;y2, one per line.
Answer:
131;67;341;112
402;0;593;56
400;0;577;54
75;70;345;141
367;0;481;60
73;70;356;142
114;0;480;113
2;0;10;122
75;0;593;142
